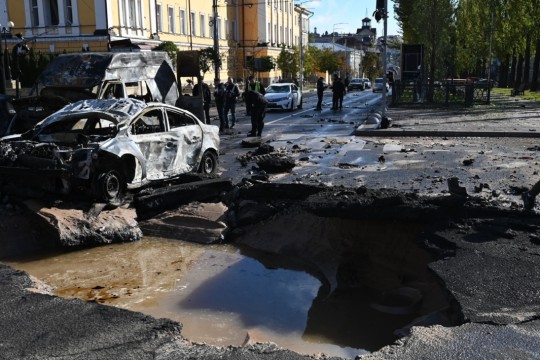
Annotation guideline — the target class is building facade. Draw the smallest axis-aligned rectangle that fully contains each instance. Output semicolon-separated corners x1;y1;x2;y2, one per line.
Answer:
2;0;311;84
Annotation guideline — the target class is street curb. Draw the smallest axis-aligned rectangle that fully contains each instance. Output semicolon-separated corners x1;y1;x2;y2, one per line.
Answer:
354;129;540;138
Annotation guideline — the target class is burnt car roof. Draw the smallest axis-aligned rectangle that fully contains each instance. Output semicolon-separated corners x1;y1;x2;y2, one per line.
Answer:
38;98;147;129
35;52;175;89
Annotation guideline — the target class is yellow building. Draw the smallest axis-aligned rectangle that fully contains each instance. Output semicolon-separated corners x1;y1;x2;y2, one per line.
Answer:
2;0;311;84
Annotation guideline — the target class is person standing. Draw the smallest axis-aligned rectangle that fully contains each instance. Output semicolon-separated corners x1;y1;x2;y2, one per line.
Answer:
244;90;268;137
331;77;345;110
223;77;240;129
316;77;325;111
193;80;212;124
213;78;225;131
245;75;265;116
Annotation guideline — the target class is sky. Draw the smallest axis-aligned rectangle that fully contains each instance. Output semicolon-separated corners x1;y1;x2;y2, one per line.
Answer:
305;0;400;38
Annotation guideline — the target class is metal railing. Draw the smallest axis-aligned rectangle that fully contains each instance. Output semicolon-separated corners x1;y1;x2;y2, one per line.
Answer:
391;82;490;107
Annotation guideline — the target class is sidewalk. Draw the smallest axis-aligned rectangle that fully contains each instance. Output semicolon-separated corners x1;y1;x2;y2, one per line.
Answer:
356;94;540;137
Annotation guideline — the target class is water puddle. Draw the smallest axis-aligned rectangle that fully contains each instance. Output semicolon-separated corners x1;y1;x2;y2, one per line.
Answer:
2;235;426;358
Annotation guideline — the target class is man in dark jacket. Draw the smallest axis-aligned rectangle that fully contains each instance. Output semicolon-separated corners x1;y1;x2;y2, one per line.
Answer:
244;90;268;137
332;77;346;110
223;77;240;129
213;78;225;131
193;80;212;124
316;77;324;111
245;75;265;116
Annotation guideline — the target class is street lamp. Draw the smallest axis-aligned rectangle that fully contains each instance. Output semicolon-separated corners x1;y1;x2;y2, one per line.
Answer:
4;21;14;82
0;20;14;95
332;22;347;53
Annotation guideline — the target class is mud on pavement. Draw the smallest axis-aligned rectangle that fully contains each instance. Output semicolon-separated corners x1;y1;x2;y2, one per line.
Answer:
2;176;540;359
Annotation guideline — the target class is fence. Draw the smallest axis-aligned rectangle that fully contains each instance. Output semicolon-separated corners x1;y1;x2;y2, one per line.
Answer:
391;82;491;107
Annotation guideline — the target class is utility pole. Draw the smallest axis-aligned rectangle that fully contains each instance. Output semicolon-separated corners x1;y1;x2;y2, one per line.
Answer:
212;0;220;79
381;0;388;120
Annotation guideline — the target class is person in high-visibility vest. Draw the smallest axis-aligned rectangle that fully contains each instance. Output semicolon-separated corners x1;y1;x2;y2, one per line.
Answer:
245;75;266;116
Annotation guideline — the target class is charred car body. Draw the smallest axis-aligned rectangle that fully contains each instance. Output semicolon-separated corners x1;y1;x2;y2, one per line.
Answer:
0;98;219;202
8;52;180;135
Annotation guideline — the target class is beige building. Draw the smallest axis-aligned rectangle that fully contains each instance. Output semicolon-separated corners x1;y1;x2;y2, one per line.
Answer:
2;0;311;84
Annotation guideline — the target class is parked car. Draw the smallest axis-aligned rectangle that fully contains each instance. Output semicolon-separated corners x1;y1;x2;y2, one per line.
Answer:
361;78;372;89
264;83;303;111
0;98;219;202
372;78;390;92
347;78;365;91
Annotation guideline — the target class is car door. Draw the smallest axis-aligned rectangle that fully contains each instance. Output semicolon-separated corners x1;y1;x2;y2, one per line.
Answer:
165;108;203;174
130;108;177;181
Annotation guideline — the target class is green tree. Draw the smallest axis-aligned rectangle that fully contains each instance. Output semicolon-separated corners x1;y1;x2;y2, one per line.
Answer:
198;47;222;76
276;46;298;80
153;41;179;68
361;51;379;79
246;56;276;74
316;48;342;74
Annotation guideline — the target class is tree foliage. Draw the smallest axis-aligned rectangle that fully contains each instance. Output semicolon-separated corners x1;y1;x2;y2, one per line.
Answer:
199;47;222;75
153;41;179;68
276;46;299;79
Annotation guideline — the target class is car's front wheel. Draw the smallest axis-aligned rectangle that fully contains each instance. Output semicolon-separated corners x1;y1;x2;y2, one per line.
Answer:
93;169;124;203
199;150;218;174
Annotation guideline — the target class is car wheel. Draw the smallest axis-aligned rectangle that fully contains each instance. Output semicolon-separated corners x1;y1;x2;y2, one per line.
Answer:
93;169;124;203
199;150;218;174
297;97;303;109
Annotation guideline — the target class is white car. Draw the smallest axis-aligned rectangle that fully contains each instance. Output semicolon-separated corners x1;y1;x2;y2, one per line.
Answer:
0;98;220;202
362;78;372;89
264;83;303;111
372;78;390;92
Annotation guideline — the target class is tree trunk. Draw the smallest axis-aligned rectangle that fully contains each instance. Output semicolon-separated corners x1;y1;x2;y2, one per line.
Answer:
531;38;540;92
499;57;509;88
510;53;517;88
516;55;524;88
523;33;531;86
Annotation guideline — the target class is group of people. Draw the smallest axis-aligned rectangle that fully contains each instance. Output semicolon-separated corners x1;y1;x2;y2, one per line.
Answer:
315;75;348;111
203;75;267;137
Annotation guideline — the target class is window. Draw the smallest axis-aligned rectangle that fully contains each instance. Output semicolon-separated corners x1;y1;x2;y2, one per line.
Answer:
217;17;222;39
45;0;59;25
190;11;196;36
209;16;214;38
225;19;229;39
168;6;175;33
156;4;162;32
31;0;39;26
200;14;205;37
128;0;137;28
65;0;73;25
268;23;271;41
167;110;196;129
180;9;186;34
274;24;277;43
132;110;165;135
231;20;236;40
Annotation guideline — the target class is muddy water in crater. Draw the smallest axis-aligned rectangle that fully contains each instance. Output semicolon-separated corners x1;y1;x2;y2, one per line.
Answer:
3;237;395;358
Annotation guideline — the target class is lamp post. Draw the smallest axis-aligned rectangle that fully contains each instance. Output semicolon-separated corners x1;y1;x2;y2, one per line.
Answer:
212;0;219;79
4;21;14;84
295;3;314;92
0;21;14;95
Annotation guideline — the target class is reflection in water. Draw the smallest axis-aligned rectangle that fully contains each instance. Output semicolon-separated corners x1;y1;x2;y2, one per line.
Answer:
151;250;366;358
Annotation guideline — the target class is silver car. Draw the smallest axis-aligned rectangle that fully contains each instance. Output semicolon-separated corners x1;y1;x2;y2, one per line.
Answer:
0;98;220;202
372;78;389;92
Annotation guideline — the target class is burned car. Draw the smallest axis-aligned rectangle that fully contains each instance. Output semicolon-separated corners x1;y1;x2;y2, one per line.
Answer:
0;98;219;202
8;51;180;136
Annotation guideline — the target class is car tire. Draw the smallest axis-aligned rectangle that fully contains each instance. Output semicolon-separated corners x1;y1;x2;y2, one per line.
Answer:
199;150;218;174
297;97;303;109
93;169;124;203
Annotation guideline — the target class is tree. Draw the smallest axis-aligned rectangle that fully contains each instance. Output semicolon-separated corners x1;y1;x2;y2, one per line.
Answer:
276;46;299;80
198;47;222;76
153;41;179;68
361;51;379;78
316;48;342;74
246;56;276;74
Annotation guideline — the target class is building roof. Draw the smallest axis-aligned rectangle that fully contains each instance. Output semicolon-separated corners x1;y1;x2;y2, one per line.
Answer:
310;42;362;53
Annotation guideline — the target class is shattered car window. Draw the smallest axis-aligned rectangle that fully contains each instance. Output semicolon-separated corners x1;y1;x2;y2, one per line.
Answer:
167;110;196;129
131;110;165;135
